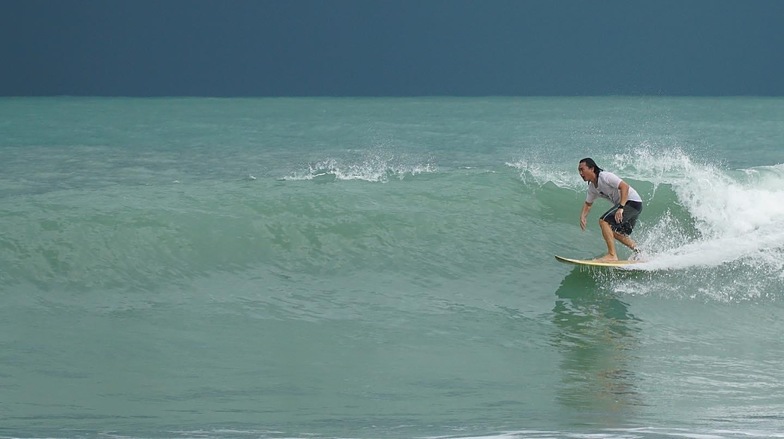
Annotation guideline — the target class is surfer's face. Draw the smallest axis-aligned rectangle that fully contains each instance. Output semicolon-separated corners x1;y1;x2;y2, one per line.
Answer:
578;162;595;182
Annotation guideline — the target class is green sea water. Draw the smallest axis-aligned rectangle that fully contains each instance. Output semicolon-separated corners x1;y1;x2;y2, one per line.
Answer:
1;97;783;438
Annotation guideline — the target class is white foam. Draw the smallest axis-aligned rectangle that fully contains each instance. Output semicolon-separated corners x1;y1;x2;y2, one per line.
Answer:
284;156;437;183
506;159;584;190
602;146;784;272
633;230;784;272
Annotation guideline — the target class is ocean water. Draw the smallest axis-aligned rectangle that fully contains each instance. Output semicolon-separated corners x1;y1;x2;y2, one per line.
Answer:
1;97;783;439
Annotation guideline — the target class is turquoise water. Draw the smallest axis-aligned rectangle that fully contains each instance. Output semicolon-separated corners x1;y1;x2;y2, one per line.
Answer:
1;97;784;438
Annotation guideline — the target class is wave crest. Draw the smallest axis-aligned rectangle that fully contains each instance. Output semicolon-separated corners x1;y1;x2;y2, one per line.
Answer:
284;155;438;183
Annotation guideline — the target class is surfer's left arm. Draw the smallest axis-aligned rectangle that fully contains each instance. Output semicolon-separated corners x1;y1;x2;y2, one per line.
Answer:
615;180;630;222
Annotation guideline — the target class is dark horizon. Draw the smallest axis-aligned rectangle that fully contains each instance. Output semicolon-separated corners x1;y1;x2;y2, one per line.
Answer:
2;0;783;97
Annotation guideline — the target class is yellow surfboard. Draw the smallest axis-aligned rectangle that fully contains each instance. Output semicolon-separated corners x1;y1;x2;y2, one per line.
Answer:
555;255;639;268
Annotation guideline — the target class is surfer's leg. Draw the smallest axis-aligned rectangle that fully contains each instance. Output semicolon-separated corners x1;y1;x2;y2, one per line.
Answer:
613;232;644;260
595;219;619;261
613;232;637;251
599;203;640;257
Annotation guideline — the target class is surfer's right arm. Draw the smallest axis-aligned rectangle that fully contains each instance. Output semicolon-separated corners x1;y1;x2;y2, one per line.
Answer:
580;201;592;231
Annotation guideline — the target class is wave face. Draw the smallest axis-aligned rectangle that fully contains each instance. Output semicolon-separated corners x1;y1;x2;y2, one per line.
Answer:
2;97;784;438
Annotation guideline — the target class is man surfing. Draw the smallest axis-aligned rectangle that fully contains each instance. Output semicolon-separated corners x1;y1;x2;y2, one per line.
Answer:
577;158;643;262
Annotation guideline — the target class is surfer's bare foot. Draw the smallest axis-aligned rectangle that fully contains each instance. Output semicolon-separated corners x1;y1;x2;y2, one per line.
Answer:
593;254;618;262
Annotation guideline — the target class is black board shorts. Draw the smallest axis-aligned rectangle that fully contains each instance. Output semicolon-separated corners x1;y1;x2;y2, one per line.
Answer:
599;201;642;236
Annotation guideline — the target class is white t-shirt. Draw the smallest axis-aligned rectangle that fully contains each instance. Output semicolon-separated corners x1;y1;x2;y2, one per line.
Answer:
585;171;642;205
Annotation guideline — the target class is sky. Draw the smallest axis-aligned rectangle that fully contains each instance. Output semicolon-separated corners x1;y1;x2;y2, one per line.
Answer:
2;0;783;96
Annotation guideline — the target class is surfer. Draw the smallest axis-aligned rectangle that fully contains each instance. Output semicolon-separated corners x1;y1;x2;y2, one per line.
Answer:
577;158;643;261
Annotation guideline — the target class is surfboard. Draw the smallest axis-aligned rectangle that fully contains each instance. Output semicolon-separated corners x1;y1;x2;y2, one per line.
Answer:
555;255;640;268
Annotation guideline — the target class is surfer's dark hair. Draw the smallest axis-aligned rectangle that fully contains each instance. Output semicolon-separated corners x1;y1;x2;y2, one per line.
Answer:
579;158;603;174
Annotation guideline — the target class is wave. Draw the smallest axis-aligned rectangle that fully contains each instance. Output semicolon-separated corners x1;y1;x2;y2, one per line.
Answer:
2;147;782;303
